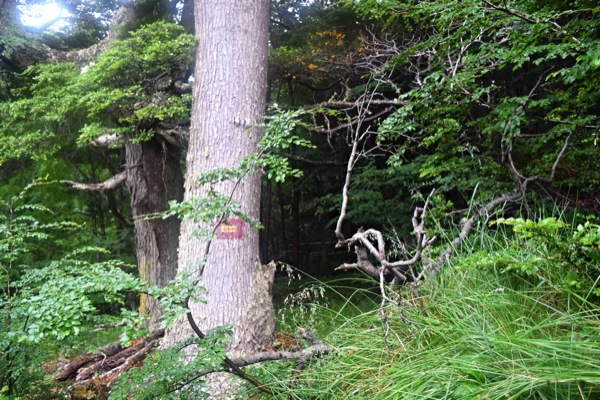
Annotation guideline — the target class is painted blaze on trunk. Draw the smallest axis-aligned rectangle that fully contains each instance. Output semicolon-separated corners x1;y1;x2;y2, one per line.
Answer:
162;0;275;355
216;218;245;240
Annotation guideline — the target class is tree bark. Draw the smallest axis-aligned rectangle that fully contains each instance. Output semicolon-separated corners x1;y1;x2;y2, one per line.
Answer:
162;0;274;367
63;136;184;330
125;136;183;329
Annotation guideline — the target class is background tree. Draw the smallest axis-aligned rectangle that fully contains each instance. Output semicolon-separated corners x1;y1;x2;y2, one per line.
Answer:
0;0;196;329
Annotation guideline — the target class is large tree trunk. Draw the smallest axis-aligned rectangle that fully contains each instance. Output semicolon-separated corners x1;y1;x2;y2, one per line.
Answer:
162;0;274;366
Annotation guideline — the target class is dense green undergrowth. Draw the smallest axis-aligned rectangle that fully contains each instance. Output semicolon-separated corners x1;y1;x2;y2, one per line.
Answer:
4;206;599;399
248;217;600;400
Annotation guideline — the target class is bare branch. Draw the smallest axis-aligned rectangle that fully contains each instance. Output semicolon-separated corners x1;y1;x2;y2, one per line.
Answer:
306;98;405;111
308;106;394;135
61;171;127;193
334;131;359;241
89;125;189;150
336;244;381;277
480;0;537;24
480;0;579;43
156;124;189;148
385;191;436;269
333;80;393;242
336;191;436;281
501;71;547;180
543;132;572;183
46;6;137;67
228;328;330;367
89;134;122;148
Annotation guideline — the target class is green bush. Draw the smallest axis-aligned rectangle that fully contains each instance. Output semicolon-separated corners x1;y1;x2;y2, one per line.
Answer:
0;182;142;396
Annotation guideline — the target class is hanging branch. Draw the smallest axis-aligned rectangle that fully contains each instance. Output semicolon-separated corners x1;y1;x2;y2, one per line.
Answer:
480;0;579;43
309;106;395;135
425;79;574;278
334;79;389;241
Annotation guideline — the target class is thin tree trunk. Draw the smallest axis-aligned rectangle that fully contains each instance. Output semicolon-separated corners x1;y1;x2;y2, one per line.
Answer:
291;148;301;266
277;183;288;257
180;0;195;35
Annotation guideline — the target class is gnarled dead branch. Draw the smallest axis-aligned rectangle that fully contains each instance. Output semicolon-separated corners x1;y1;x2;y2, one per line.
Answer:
336;190;436;282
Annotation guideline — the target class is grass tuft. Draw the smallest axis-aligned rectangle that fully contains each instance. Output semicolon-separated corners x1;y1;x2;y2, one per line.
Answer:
257;222;600;400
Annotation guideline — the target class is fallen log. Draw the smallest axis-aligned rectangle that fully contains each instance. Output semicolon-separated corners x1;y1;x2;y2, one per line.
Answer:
56;327;331;399
55;329;164;382
55;341;123;381
101;340;158;387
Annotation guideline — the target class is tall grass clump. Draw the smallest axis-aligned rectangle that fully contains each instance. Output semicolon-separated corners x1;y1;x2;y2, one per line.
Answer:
259;215;600;399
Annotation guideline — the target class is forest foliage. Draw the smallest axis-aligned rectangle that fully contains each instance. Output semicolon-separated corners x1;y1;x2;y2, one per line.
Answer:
1;0;599;398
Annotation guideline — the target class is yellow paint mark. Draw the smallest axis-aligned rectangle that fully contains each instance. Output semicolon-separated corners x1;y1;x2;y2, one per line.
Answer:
221;224;238;233
139;259;148;280
140;294;149;316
